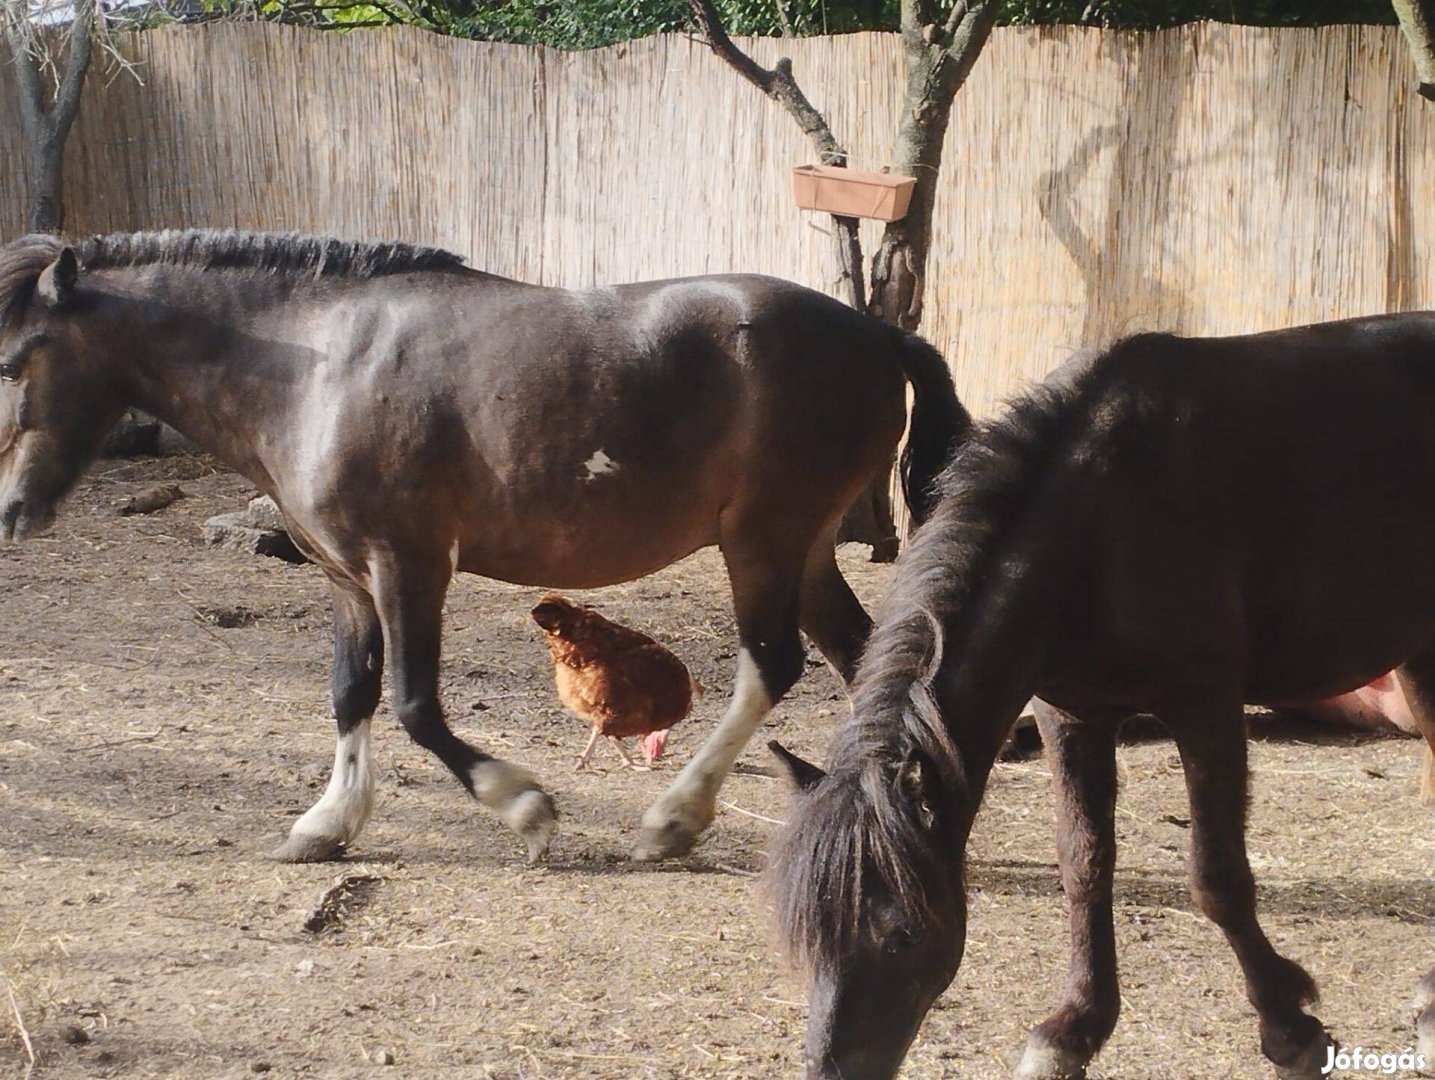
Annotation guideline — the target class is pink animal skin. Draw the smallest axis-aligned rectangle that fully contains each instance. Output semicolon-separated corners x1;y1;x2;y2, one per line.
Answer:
1294;672;1419;735
1285;673;1434;803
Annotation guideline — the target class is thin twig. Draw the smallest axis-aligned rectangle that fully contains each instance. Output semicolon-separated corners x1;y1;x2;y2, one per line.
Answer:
5;979;36;1078
718;798;784;826
71;731;161;752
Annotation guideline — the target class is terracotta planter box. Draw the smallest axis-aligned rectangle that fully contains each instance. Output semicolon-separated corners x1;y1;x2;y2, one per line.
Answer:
791;165;917;222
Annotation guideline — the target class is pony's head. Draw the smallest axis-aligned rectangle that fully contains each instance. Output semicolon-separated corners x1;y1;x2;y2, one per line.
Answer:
767;729;969;1079
0;237;125;542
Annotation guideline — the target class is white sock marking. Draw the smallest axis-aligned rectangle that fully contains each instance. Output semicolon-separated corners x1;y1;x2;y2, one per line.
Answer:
649;650;773;822
470;758;539;811
290;720;376;847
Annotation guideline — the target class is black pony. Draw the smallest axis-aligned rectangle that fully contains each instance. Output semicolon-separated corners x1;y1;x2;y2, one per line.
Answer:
771;316;1435;1079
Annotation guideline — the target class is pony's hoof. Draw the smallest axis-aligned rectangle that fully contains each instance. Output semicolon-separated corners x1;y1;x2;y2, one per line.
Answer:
633;796;714;861
272;831;347;863
1012;1040;1088;1080
504;789;558;864
1271;1031;1332;1080
632;817;700;862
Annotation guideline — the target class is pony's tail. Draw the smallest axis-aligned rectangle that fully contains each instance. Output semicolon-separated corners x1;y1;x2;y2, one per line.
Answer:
893;330;971;526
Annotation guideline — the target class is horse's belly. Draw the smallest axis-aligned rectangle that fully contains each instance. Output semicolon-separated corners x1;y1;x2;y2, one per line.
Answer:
456;502;721;589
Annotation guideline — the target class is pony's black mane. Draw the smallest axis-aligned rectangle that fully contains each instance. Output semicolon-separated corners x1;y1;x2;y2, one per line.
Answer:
0;229;466;327
768;344;1140;975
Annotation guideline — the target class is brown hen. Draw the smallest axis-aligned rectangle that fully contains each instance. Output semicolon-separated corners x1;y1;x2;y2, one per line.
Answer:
531;594;699;770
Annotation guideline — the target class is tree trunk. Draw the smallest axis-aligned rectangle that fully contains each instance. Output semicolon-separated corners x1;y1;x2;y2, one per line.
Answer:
845;5;996;557
7;0;97;235
1394;0;1435;99
27;140;66;233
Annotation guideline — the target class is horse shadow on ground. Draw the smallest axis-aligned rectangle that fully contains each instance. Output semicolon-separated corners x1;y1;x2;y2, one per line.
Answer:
968;858;1434;924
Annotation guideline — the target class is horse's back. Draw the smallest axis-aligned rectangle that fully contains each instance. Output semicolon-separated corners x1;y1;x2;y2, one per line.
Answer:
1057;313;1435;702
293;271;909;587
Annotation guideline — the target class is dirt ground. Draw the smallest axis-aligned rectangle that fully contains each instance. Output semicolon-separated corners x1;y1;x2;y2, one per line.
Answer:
1;458;1432;1080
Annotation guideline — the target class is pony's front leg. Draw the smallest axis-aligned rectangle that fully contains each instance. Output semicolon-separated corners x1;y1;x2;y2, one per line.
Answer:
274;582;384;862
377;555;557;863
1170;696;1329;1080
1014;700;1121;1080
634;534;806;861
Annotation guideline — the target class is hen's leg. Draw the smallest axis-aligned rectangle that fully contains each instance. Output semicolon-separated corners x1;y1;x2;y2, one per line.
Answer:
610;738;644;769
575;726;601;772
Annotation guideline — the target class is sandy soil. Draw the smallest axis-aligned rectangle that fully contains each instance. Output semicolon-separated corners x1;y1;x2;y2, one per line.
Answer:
1;459;1431;1080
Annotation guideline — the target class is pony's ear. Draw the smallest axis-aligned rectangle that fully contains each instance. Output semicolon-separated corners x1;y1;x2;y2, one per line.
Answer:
768;740;825;792
898;748;938;831
36;248;78;310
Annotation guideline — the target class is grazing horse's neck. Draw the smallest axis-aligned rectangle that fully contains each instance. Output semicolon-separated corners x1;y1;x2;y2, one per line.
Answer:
869;466;1089;829
943;550;1071;822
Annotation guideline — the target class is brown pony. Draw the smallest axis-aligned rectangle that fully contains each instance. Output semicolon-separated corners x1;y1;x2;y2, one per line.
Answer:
0;229;968;864
770;318;1435;1079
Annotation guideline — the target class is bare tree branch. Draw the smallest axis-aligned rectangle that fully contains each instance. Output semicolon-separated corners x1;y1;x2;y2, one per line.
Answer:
688;0;865;310
4;0;105;232
939;0;995;82
689;0;845;164
4;2;47;145
773;0;794;39
51;0;97;141
1393;0;1435;100
903;0;937;34
941;0;972;41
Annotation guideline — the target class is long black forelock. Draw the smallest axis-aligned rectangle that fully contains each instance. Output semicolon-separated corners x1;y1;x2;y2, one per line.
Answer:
767;745;961;978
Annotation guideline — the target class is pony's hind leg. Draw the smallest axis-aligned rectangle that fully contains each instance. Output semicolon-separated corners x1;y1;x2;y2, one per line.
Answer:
1414;965;1435;1063
633;527;807;861
797;530;872;684
1013;700;1121;1080
1169;696;1329;1079
377;552;556;863
274;582;384;862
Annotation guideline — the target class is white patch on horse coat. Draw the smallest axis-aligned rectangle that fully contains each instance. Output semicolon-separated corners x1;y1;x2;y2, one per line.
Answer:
582;449;620;481
640;649;773;831
289;719;376;848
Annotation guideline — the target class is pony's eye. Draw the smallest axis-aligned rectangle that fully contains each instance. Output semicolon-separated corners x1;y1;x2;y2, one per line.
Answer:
0;363;19;383
883;934;914;955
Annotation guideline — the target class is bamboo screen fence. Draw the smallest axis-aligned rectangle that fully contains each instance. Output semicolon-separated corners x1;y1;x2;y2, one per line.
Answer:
0;23;1427;415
